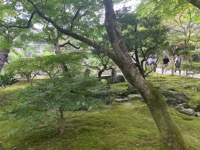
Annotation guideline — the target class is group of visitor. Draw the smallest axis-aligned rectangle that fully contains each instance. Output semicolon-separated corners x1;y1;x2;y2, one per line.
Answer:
146;55;157;72
146;54;182;75
161;54;181;75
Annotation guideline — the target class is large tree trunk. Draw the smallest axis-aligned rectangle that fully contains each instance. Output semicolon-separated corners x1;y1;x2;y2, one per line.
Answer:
0;49;10;72
188;0;200;9
103;0;188;149
0;143;5;150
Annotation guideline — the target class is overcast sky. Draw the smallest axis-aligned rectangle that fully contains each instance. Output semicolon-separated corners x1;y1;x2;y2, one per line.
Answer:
114;0;141;11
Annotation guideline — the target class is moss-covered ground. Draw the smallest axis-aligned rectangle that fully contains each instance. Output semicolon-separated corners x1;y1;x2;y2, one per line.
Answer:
0;75;200;150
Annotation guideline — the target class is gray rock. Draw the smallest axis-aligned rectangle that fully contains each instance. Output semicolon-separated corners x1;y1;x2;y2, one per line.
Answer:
127;94;142;101
176;104;196;116
114;97;129;103
196;112;200;117
163;90;190;105
182;108;196;116
165;98;177;105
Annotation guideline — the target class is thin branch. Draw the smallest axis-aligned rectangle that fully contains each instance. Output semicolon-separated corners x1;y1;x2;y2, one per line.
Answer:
66;41;80;49
188;0;200;9
26;0;115;59
60;40;80;49
0;11;36;29
70;6;83;30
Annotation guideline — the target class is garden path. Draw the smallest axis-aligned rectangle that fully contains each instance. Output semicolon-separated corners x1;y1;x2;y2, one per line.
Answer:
156;68;200;79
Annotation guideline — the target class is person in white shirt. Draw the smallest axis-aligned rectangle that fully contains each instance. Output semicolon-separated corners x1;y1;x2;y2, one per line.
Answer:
174;54;181;75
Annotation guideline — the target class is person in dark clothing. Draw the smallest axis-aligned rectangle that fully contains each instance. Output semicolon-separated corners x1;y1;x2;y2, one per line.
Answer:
162;56;170;74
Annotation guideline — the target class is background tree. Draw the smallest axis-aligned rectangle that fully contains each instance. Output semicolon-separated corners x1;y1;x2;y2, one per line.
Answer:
138;0;200;75
0;1;37;71
188;0;200;9
166;8;200;61
5;52;87;81
117;11;168;77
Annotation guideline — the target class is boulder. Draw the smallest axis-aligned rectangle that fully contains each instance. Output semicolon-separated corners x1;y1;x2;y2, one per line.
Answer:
127;94;143;101
114;97;129;103
196;112;200;117
175;104;196;116
163;90;190;105
164;98;177;105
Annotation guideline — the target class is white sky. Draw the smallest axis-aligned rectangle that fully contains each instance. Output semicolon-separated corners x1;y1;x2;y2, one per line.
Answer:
114;0;141;11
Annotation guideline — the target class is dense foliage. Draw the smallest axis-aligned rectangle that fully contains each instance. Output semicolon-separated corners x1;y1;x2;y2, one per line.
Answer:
0;73;18;87
5;52;88;81
3;74;109;135
117;12;168;76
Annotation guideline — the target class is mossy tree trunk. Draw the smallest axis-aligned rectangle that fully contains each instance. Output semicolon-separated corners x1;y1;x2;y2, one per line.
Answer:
58;107;66;135
188;0;200;9
0;143;5;150
103;0;188;149
54;44;69;72
24;73;32;82
0;49;10;72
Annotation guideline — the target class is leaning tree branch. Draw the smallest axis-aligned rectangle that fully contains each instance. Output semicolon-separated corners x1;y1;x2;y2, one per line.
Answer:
26;0;115;59
188;0;200;9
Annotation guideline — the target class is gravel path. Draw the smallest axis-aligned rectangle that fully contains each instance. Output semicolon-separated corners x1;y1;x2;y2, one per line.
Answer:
156;68;200;79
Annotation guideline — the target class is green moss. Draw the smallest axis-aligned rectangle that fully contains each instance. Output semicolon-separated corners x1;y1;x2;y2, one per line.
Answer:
110;82;129;91
0;76;200;149
147;75;200;108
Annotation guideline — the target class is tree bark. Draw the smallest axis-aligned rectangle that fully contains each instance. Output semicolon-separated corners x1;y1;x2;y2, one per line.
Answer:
58;107;66;135
103;0;188;149
188;0;200;9
0;143;5;150
54;44;69;72
0;49;10;72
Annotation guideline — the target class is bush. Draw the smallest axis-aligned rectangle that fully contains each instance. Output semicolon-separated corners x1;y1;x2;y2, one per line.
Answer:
4;75;108;134
5;52;88;81
0;73;18;87
182;63;200;73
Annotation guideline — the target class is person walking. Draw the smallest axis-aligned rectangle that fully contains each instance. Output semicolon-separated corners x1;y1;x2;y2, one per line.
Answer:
174;54;181;75
162;56;170;74
147;56;153;66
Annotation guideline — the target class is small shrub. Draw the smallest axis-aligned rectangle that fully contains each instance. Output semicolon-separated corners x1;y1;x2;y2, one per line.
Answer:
182;63;200;75
4;75;107;135
0;73;18;87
